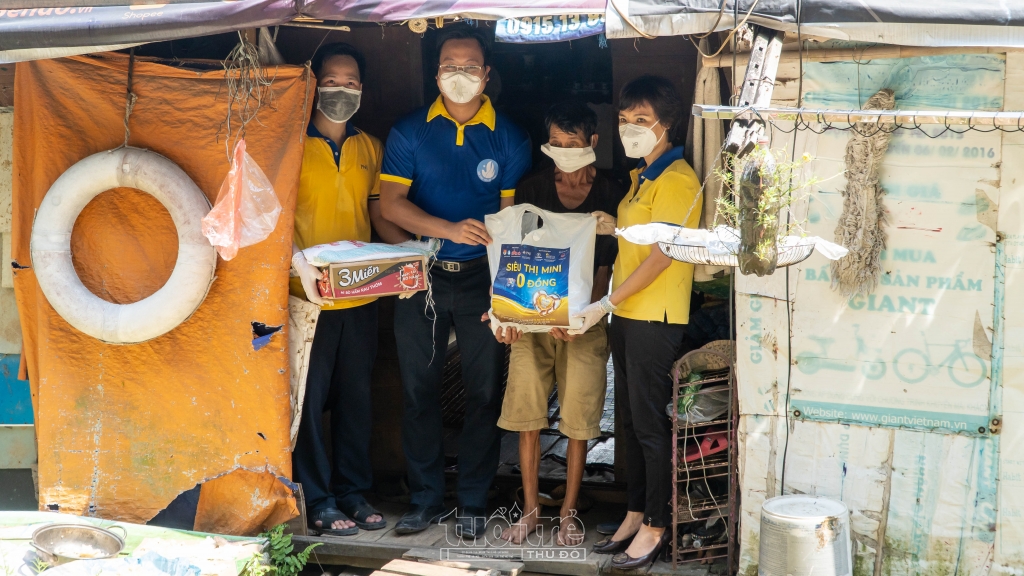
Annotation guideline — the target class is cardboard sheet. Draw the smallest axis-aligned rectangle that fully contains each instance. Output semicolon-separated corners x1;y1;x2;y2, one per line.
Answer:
10;53;312;533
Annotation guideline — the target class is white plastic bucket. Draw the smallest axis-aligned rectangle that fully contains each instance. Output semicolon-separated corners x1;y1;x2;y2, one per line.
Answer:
758;495;853;576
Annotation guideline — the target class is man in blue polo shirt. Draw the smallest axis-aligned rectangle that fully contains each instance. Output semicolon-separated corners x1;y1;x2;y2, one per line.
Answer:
380;24;531;539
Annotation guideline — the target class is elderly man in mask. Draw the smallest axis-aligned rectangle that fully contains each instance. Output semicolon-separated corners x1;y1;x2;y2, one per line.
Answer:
490;101;625;547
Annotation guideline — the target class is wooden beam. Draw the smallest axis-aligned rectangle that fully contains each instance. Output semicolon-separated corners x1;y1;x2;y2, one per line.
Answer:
379;559;491;576
704;45;1018;69
402;549;524;576
723;25;784;156
0;64;13;108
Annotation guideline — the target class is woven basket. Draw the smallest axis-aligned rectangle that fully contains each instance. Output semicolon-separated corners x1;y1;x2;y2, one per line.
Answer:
658;242;815;268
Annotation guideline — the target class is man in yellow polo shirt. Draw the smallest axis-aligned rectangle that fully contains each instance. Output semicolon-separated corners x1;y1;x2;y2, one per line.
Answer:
290;43;408;537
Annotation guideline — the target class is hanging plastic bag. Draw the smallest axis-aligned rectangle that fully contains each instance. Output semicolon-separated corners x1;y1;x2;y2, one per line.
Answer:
485;203;596;333
201;139;281;260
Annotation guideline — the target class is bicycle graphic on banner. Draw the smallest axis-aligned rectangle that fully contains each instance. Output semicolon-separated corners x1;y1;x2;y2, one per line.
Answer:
795;328;987;388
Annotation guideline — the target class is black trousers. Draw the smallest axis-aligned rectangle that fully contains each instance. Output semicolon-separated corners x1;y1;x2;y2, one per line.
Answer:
609;315;687;528
394;264;504;509
292;301;379;513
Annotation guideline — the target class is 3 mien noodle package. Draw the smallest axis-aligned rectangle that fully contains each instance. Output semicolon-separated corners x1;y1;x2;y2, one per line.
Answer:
485;204;596;332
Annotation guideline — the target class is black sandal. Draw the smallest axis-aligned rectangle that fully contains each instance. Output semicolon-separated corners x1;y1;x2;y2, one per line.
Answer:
340;500;387;531
308;507;359;536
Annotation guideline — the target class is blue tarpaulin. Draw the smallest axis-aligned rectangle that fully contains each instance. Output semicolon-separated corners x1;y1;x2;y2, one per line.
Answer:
0;354;30;425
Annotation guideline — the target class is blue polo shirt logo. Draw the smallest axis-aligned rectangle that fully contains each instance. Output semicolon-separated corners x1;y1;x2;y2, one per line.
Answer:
381;97;532;261
477;159;499;182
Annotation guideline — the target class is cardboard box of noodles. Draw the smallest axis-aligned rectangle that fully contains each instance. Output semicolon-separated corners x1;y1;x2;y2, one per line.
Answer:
316;256;428;300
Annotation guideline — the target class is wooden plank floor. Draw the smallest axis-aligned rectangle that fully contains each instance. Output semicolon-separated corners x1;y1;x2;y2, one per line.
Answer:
294;502;717;576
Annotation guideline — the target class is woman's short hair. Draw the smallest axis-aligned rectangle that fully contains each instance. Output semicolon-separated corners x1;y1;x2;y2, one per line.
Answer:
618;75;684;139
312;42;367;82
544;101;598;142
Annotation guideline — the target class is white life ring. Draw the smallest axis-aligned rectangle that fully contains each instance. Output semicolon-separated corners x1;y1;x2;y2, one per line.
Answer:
30;148;217;344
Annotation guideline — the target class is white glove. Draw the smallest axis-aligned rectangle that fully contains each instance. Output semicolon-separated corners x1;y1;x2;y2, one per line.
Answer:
291;251;326;306
568;296;616;335
592;211;617;235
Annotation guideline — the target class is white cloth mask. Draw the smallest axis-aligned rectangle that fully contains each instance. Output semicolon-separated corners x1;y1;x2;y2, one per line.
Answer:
439;71;483;104
619;121;664;158
541;143;596;173
317;86;361;123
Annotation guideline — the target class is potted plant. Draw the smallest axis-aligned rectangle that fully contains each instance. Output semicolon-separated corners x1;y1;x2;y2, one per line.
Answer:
714;142;819;276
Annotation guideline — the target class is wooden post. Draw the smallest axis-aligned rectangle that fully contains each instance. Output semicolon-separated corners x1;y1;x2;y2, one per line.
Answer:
723;26;785;157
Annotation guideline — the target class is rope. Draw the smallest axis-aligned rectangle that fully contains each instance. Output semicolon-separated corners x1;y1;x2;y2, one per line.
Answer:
688;0;762;60
121;47;137;148
300;62;312;145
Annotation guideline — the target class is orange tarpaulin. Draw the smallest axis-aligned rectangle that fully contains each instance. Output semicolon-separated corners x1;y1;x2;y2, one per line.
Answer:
11;53;312;533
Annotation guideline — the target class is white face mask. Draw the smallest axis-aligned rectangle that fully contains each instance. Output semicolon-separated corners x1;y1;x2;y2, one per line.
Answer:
317;86;361;124
541;143;596;173
618;121;665;158
439;71;483;104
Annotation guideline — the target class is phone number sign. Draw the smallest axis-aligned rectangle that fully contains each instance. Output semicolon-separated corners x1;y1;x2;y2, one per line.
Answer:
496;13;605;43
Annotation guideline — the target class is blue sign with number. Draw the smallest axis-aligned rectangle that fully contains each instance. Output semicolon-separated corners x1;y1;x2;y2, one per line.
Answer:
496;13;605;43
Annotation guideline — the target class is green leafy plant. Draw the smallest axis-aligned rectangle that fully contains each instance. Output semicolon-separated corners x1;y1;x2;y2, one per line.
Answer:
713;144;821;275
252;524;321;576
30;558;50;574
241;553;272;576
676;372;704;414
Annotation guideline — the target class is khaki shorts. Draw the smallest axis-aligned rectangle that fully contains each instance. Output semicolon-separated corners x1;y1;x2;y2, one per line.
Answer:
498;319;610;440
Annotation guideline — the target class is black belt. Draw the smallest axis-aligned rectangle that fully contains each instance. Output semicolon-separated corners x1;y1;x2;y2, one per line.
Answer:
431;256;488;273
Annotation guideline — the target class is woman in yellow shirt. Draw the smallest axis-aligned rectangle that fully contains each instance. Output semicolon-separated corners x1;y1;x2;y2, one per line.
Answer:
580;76;701;568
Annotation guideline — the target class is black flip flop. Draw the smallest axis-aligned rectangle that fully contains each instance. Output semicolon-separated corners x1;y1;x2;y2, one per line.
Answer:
308;507;359;536
341;500;387;531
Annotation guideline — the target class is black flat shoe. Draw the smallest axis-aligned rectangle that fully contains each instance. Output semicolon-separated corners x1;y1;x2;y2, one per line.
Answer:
395;504;453;535
592;533;635;554
611;530;670;569
455;506;488;539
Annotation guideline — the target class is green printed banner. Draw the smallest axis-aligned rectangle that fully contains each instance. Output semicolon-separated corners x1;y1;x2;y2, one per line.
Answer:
791;400;991;436
775;54;1003;436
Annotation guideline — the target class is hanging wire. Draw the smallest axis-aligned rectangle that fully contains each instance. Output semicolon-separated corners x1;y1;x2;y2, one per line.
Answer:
688;0;762;60
730;1;738;106
121;47;138;148
607;0;656;39
753;110;1024;139
221;31;276;159
778;0;802;498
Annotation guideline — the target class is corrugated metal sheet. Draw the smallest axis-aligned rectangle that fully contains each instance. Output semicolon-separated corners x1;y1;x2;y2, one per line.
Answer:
605;1;1024;47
